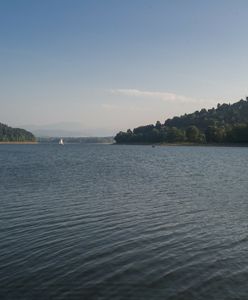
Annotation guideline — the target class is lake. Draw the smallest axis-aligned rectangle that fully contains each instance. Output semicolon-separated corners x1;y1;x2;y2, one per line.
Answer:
1;144;248;300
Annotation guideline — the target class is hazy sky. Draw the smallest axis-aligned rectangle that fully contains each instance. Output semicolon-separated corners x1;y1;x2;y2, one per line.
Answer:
1;0;248;135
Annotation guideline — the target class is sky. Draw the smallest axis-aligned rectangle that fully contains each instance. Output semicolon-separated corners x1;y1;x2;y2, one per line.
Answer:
1;0;248;136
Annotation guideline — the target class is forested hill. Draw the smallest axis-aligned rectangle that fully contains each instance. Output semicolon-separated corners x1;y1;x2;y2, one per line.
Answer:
115;98;248;144
0;123;36;142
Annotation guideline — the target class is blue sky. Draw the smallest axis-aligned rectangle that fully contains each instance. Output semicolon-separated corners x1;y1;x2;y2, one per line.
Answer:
1;0;248;135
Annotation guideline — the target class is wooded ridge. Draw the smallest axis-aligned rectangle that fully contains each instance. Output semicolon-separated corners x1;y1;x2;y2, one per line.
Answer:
115;98;248;144
0;122;36;142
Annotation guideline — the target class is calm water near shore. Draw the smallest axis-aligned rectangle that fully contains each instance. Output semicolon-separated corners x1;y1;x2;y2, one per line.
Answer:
1;144;248;300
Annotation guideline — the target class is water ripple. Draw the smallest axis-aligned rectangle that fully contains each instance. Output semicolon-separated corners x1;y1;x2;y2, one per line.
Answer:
1;144;248;299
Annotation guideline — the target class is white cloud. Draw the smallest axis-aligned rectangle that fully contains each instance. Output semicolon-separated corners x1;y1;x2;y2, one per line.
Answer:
101;103;151;112
109;89;198;103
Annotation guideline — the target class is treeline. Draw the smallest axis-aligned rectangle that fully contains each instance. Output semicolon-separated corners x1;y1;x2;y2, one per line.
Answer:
115;98;248;144
0;123;36;142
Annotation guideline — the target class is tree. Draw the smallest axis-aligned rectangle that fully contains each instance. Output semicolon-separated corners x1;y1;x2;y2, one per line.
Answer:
205;126;226;143
166;127;185;142
155;121;162;129
186;126;200;142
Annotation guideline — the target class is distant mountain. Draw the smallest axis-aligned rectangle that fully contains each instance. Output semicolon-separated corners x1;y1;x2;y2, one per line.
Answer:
22;122;114;137
30;128;85;138
115;97;248;144
0;123;36;142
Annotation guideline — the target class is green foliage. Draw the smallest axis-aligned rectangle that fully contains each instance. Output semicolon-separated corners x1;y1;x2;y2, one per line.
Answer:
0;123;36;142
205;126;226;143
226;124;248;143
114;98;248;144
186;126;200;142
166;127;185;142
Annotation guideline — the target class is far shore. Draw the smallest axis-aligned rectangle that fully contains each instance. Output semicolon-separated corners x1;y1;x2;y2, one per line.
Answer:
0;141;38;144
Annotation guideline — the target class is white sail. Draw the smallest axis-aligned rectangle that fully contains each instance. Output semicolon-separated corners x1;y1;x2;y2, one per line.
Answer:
59;138;64;145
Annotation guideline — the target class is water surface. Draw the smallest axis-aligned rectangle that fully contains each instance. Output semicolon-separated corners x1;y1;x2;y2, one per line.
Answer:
1;144;248;299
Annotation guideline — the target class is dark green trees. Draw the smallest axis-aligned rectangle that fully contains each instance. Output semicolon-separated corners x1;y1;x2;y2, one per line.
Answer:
0;123;36;142
114;98;248;144
186;126;200;142
226;124;248;143
166;127;185;142
186;126;206;143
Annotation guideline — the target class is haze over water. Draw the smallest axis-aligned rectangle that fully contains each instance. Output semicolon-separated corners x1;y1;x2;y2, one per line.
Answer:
1;144;248;299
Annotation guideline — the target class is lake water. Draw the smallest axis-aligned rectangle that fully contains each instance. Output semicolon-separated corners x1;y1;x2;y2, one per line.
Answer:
1;144;248;300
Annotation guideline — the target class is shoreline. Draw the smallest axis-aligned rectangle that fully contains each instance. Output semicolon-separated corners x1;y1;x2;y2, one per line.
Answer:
0;141;38;144
114;142;248;147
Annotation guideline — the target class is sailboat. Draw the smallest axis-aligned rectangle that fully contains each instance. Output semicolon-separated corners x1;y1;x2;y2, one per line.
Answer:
59;138;64;145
